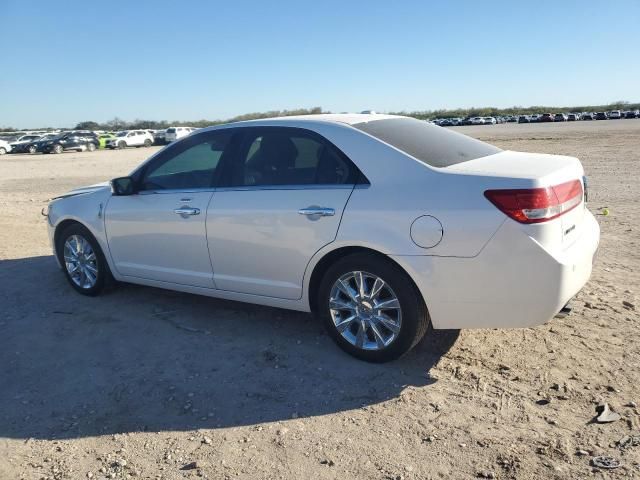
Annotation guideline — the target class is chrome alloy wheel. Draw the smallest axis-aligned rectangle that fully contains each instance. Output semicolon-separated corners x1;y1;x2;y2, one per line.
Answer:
63;234;98;289
329;271;402;350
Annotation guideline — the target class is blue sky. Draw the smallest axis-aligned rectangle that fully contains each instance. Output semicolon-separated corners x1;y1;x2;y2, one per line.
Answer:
1;0;639;128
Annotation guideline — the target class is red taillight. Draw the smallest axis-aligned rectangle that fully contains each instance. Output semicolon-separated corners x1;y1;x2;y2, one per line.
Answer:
484;179;583;224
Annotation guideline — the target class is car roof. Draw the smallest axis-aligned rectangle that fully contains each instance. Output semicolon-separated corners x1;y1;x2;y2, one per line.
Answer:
236;113;400;127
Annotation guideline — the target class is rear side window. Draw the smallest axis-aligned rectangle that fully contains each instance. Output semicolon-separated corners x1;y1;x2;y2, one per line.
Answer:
352;117;500;168
229;127;361;187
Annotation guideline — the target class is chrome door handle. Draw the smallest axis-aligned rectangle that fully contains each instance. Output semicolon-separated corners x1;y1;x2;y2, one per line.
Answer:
174;207;200;216
298;207;335;217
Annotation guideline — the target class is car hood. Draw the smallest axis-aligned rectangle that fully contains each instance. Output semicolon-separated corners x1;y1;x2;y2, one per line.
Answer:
51;182;111;201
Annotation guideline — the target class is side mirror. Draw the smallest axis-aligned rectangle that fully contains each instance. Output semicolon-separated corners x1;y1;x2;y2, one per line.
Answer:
111;176;136;196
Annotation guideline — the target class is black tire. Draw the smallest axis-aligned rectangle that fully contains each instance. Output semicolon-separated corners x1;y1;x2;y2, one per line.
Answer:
0;147;6;155
118;141;126;149
143;139;152;147
53;144;63;154
87;142;96;152
317;252;430;362
55;223;111;296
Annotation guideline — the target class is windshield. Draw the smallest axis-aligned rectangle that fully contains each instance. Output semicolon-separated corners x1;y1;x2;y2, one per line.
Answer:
352;117;501;168
116;131;128;137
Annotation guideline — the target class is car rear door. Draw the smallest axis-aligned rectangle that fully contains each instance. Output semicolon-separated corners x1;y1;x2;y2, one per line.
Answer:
206;126;362;300
105;130;235;287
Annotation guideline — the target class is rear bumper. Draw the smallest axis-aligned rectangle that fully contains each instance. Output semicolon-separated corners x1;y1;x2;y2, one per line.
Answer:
391;210;600;329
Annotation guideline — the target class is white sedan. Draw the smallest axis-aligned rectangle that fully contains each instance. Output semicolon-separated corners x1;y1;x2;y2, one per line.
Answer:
45;114;599;362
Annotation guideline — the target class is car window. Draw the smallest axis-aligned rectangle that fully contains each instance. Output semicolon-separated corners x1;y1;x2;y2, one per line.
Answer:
230;127;359;187
140;131;232;191
352;117;501;168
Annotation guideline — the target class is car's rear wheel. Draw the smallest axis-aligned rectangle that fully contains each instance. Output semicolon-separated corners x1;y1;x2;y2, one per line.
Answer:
87;143;96;152
318;253;429;362
56;223;110;296
143;139;152;147
28;145;37;154
53;144;63;154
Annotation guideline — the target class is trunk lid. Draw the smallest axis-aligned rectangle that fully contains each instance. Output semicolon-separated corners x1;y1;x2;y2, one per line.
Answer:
445;150;586;249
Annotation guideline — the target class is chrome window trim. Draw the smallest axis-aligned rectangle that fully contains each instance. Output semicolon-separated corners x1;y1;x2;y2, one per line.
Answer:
136;184;360;195
138;187;215;195
214;184;356;192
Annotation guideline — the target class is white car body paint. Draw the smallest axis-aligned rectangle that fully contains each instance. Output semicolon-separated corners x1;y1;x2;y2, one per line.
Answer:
107;130;154;149
47;114;599;329
0;139;12;153
165;127;194;143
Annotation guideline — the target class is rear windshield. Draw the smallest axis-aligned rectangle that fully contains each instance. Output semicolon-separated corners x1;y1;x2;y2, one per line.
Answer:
167;128;176;133
352;117;501;168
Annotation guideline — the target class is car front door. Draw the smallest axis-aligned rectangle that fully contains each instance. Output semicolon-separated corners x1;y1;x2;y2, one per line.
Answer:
131;131;143;146
206;126;363;300
105;130;235;287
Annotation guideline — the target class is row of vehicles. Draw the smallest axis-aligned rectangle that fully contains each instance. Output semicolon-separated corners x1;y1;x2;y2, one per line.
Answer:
432;109;640;127
433;117;511;126
0;126;198;155
519;110;639;123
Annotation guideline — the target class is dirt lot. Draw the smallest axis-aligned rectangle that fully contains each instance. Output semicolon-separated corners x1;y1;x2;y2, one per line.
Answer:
0;120;639;480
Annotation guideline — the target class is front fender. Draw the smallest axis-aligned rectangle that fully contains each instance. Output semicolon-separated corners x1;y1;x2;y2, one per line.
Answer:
47;188;115;272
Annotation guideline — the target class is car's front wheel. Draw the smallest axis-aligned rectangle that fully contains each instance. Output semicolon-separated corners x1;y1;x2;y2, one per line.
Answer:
87;143;96;152
143;139;152;147
118;141;127;149
318;253;430;362
28;145;37;154
0;147;6;155
53;144;63;154
56;223;110;296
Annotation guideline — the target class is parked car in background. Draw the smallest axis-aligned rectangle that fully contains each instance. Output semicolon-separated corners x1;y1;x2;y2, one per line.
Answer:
18;133;59;153
483;117;497;125
9;134;43;153
529;114;540;123
554;113;568;122
40;131;99;154
595;112;608;120
0;139;12;155
540;113;554;123
567;113;579;121
470;117;485;125
151;129;167;145
165;126;194;143
518;115;530;123
106;130;154;149
608;110;622;119
98;133;116;149
46;114;599;362
582;112;594;120
624;110;638;119
442;118;463;127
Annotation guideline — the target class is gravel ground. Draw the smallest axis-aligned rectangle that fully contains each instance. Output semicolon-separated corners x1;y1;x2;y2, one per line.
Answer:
0;120;638;479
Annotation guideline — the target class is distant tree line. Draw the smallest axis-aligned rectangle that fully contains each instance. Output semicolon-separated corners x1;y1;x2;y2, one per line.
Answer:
73;107;325;131
2;102;638;132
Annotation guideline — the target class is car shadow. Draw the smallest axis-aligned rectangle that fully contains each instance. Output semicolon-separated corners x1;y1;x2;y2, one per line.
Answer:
0;255;459;440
